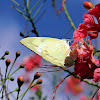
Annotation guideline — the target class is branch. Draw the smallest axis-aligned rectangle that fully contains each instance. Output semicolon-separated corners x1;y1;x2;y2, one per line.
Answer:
62;0;77;30
62;68;100;88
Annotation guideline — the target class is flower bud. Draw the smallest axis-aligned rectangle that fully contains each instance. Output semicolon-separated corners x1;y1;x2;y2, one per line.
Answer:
5;59;11;67
5;51;9;55
16;51;21;58
36;79;42;84
10;77;14;81
20;64;25;68
83;1;94;9
17;76;24;87
34;72;41;80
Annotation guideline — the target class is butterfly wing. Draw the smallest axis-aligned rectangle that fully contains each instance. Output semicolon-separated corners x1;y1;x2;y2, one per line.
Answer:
20;37;70;67
41;39;70;67
20;37;53;55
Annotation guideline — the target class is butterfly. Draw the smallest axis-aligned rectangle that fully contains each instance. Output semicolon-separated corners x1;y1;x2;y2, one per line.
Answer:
20;37;72;67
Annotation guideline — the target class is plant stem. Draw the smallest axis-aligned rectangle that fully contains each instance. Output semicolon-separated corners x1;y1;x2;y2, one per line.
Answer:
1;64;9;99
20;79;35;100
62;0;77;30
16;88;20;100
18;83;37;99
63;68;100;88
0;67;20;86
0;88;18;99
7;58;17;77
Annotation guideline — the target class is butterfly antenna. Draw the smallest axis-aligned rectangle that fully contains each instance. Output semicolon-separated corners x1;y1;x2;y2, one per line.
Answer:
32;58;60;68
38;68;63;73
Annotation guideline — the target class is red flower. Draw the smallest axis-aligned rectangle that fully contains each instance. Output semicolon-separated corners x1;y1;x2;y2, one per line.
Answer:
98;92;100;100
71;39;93;62
71;4;100;80
71;39;96;79
71;39;100;79
88;3;100;21
74;60;95;79
73;4;100;40
93;68;100;82
80;95;96;100
24;54;41;71
65;76;83;95
83;14;99;39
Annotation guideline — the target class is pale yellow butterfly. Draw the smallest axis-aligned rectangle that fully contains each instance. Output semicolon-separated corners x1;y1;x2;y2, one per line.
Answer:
20;37;71;67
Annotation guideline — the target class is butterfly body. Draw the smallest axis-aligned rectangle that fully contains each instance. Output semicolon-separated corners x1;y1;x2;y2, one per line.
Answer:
20;37;70;67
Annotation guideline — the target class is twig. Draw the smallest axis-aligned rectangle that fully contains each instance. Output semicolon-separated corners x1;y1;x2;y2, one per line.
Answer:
52;75;69;100
0;68;9;100
91;87;100;100
62;0;77;30
34;10;46;24
62;68;100;88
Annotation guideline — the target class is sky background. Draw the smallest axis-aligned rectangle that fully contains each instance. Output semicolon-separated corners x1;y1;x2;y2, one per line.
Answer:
0;0;100;100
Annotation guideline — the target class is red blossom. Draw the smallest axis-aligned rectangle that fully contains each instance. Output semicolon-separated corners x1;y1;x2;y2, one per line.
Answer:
83;14;99;39
73;28;86;40
73;4;100;40
71;38;100;79
71;3;100;80
71;39;96;79
74;61;95;79
80;95;96;100
71;39;93;62
24;54;41;71
65;76;82;95
80;95;87;100
93;68;100;82
88;3;100;21
98;92;100;100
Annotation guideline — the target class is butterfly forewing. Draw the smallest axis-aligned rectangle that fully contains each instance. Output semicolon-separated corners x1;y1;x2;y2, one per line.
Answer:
20;37;50;55
20;37;70;67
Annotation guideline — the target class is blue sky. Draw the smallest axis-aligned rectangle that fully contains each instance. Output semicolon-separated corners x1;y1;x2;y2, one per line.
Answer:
0;0;100;100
